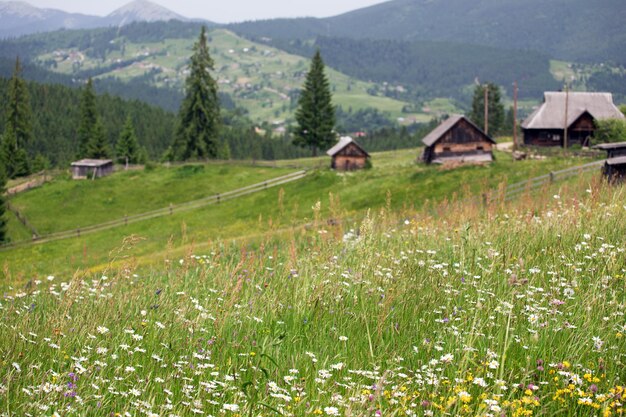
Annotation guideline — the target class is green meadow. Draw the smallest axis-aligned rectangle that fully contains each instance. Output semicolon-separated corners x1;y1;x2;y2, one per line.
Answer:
1;149;599;283
1;169;624;416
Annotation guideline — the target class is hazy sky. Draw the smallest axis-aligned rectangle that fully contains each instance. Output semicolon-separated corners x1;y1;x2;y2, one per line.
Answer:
24;0;388;23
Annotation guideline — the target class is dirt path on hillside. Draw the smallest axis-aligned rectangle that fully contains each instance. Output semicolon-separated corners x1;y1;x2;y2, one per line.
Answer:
6;173;50;195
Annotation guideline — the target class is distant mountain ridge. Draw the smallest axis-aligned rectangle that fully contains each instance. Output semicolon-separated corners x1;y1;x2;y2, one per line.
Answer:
0;0;195;38
228;0;626;65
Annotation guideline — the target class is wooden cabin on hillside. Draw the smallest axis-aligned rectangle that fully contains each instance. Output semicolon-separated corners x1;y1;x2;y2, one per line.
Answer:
594;142;626;182
327;136;370;171
421;115;495;164
71;159;114;180
521;92;624;147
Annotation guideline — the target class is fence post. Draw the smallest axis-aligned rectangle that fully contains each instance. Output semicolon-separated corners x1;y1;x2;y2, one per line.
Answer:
217;194;220;204
169;204;173;215
549;172;555;183
77;228;80;237
125;215;128;226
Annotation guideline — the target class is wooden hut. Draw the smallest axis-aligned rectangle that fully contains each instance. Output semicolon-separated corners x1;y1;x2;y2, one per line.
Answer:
521;92;625;147
327;137;370;171
71;159;114;180
421;115;495;164
594;142;626;182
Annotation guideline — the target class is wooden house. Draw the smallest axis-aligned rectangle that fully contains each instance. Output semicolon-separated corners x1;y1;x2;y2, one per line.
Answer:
71;159;114;180
521;92;625;147
421;115;495;164
594;142;626;182
327;136;370;171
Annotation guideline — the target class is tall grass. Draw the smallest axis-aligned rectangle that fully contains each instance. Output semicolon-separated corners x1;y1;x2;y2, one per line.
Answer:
1;178;625;416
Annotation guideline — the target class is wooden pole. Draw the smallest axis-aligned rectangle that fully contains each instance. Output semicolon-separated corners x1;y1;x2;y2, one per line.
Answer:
484;85;489;135
563;83;569;149
513;81;518;150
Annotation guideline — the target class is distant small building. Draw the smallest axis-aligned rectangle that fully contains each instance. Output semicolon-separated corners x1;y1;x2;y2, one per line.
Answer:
421;115;495;164
327;136;370;171
71;159;114;180
594;142;626;159
594;142;626;182
521;92;625;147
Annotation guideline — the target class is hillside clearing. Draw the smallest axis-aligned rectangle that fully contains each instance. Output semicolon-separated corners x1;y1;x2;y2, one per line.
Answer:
0;149;600;282
1;174;624;416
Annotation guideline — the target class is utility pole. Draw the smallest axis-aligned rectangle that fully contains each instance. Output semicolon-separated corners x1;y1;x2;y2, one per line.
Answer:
513;81;518;150
563;83;569;149
484;85;489;135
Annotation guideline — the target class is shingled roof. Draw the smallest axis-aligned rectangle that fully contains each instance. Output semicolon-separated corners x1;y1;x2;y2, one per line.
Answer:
421;115;495;147
326;136;369;157
521;92;624;130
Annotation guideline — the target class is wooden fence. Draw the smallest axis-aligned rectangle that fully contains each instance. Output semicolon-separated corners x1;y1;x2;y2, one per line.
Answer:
0;170;307;250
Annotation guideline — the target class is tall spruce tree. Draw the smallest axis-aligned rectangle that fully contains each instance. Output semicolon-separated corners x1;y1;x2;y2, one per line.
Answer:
78;78;98;158
1;129;29;179
293;50;336;156
116;116;140;166
172;26;220;160
4;57;32;176
0;163;7;244
86;119;110;159
469;83;505;135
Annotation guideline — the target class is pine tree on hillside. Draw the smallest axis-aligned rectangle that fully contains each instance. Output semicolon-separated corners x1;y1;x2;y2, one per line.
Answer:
86;119;110;159
469;83;505;136
116;116;139;166
172;26;220;161
1;129;30;179
0;163;7;244
293;50;336;156
4;57;32;176
78;78;98;158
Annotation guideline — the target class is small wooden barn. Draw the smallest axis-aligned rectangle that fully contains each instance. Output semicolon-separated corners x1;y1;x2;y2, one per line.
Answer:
327;136;370;171
521;92;625;147
594;142;626;182
71;159;114;180
421;115;495;164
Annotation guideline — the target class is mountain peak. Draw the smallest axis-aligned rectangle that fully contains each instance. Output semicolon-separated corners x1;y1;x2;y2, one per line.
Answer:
106;0;187;25
0;1;45;18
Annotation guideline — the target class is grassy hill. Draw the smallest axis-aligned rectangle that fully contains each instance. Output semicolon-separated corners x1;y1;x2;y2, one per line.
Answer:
1;150;599;282
27;27;431;125
1;157;624;416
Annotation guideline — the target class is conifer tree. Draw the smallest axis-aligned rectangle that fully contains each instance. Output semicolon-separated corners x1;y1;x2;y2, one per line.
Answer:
172;26;220;160
0;163;7;244
86;119;110;159
1;129;29;179
293;50;336;156
469;83;505;135
4;57;32;176
78;78;98;158
116;116;139;166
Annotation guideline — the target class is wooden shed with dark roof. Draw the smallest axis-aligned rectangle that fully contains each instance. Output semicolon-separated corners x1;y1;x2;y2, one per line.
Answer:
327;136;370;171
521;92;625;147
71;159;114;180
594;142;626;182
421;115;496;164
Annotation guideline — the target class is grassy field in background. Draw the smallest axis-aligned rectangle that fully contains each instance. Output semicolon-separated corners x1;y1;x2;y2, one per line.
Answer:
1;172;624;416
0;149;600;283
37;29;429;124
8;164;294;235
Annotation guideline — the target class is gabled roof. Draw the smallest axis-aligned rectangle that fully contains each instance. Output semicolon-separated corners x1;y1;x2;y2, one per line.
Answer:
521;92;625;130
71;159;113;167
326;136;369;157
421;114;495;147
606;156;626;166
593;142;626;151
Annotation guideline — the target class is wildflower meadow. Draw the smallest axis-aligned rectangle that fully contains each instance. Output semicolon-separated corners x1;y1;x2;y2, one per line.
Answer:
1;180;626;416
